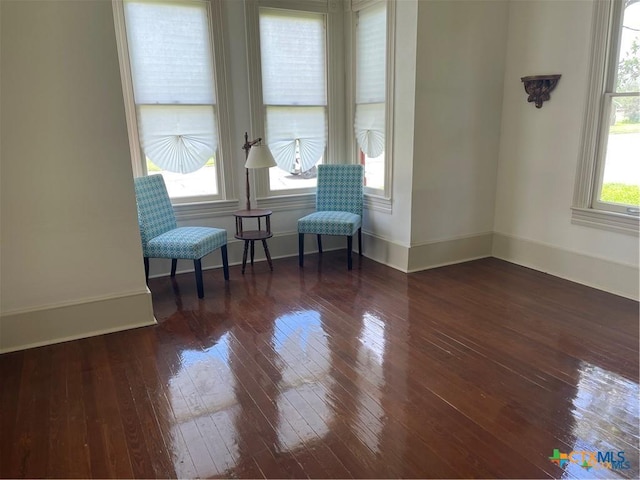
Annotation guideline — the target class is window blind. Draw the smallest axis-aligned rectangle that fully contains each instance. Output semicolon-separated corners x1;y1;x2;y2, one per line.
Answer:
259;10;326;105
137;105;218;174
259;9;327;172
124;1;218;174
355;2;386;157
266;107;327;173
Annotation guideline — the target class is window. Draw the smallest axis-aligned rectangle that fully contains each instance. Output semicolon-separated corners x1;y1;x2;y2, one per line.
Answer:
245;0;344;200
573;0;640;234
260;8;327;192
113;0;232;204
351;0;394;200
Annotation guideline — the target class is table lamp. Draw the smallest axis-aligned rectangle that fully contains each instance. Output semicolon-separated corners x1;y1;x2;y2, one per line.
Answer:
242;132;277;211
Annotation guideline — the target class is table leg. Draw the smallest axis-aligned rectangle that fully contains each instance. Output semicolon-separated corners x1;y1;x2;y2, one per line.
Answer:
262;239;273;271
242;240;249;274
250;240;255;265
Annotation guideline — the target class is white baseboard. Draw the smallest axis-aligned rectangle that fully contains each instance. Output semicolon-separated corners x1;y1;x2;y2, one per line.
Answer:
493;232;639;301
360;232;493;273
145;229;639;301
361;232;410;271
407;232;494;272
0;290;156;353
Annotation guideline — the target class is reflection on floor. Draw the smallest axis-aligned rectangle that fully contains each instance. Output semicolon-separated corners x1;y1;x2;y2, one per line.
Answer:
1;254;638;479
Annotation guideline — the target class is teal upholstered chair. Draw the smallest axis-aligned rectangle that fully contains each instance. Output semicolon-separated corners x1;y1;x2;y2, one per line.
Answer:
298;164;364;270
134;175;229;298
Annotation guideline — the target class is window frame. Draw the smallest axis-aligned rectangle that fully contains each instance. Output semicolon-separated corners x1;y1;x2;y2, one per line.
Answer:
245;0;345;204
348;0;395;212
572;0;639;235
112;0;237;211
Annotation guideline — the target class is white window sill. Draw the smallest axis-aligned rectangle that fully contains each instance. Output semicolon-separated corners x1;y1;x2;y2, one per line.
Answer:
571;207;639;236
255;193;316;212
171;191;395;222
173;199;239;221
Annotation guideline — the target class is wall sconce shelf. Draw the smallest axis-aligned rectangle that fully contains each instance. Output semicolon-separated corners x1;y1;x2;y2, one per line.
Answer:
521;74;561;108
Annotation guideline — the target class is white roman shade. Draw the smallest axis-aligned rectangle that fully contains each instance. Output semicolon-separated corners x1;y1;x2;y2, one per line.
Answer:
137;106;217;174
355;103;385;158
266;107;327;172
355;2;387;157
260;9;327;173
124;0;218;174
259;10;326;106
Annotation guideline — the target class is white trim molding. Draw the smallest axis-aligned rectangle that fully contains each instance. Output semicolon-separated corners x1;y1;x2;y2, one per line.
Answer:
493;232;639;301
407;232;493;273
0;290;156;353
571;207;639;236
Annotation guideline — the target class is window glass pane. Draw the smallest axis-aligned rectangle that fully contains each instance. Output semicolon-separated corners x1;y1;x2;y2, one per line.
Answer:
269;158;322;191
259;10;326;106
149;164;218;199
360;150;385;191
615;2;640;94
599;95;640;207
124;1;215;104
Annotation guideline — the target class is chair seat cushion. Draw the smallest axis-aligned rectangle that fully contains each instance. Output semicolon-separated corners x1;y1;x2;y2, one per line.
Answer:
298;211;361;236
145;226;227;260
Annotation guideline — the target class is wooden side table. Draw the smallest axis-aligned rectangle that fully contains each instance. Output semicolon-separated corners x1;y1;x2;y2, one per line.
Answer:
233;209;273;274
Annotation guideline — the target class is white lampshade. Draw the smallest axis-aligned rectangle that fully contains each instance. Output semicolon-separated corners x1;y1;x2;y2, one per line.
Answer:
245;144;277;169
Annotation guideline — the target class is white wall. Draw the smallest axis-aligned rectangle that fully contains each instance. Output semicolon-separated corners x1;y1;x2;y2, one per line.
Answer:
494;0;639;299
411;0;508;245
0;0;155;351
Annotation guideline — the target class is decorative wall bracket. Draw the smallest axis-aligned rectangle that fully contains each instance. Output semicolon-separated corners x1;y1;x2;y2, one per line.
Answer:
521;74;561;108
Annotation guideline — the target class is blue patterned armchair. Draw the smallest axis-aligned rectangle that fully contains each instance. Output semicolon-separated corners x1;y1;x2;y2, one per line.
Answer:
133;175;229;298
298;164;364;270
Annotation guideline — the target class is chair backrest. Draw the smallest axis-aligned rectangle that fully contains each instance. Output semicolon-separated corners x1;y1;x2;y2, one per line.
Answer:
316;164;364;217
133;175;177;245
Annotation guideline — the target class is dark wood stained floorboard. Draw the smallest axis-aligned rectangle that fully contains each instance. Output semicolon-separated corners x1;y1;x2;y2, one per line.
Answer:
0;254;638;479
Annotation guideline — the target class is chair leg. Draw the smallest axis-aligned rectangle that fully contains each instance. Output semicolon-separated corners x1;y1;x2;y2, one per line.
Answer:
317;234;323;254
358;228;362;256
347;235;353;270
194;259;204;299
171;259;177;277
221;245;229;281
144;257;149;282
299;233;304;267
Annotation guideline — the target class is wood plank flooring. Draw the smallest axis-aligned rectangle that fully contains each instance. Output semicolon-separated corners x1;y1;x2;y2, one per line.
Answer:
1;254;638;479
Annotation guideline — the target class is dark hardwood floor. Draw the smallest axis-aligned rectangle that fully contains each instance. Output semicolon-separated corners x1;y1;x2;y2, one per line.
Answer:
1;253;638;479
